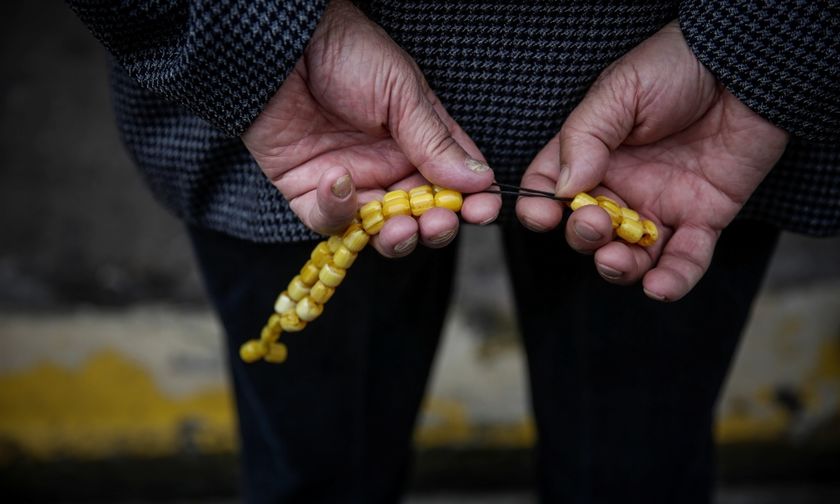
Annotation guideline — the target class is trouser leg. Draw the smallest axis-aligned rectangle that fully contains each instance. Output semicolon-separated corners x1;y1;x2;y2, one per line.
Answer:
188;226;458;504
501;220;779;504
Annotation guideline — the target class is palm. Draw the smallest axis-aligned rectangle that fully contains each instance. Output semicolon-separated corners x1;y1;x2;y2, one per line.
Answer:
604;87;786;249
254;61;419;211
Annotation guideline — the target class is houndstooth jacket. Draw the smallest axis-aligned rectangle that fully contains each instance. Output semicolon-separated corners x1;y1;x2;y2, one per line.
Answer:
68;0;840;243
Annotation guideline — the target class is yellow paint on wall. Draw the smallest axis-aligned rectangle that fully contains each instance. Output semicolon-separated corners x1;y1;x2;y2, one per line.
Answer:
0;351;236;461
2;337;839;461
716;338;840;444
416;398;536;448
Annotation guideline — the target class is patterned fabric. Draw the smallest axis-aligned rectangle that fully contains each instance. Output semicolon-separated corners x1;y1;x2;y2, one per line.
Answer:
70;1;840;241
680;0;840;236
681;0;839;142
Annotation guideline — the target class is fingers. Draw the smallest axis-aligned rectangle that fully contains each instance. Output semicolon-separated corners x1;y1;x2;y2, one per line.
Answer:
417;207;459;248
577;215;717;302
593;241;655;286
516;136;565;231
555;66;637;197
302;168;471;258
516;63;640;231
429;98;501;225
372;209;459;258
372;215;419;258
388;78;494;194
302;166;479;259
461;192;501;225
642;225;718;302
392;171;500;226
562;188;675;297
565;190;656;285
564;204;614;252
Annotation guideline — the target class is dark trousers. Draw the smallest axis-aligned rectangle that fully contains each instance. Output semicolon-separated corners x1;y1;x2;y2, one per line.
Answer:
189;219;779;504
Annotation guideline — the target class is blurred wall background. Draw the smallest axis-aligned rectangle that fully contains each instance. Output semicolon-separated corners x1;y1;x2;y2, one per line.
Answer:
1;2;839;501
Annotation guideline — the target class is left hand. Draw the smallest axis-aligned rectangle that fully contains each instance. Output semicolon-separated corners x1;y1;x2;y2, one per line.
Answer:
516;21;789;301
242;0;499;257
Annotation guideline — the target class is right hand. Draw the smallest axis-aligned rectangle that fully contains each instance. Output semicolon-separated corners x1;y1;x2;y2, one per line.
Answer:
515;22;788;301
242;0;500;257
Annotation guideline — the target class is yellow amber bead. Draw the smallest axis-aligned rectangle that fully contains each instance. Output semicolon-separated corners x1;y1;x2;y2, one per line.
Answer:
296;296;324;322
383;189;409;202
617;218;644;244
310;281;335;304
328;235;343;253
638;219;659;247
409;185;433;197
597;198;622;229
311;241;332;268
300;260;320;285
359;200;381;219
432;185;445;194
267;313;283;332
287;275;311;301
274;291;296;314
620;207;640;222
362;216;384;235
410;192;435;217
239;339;268;363
382;196;411;219
596;195;619;207
280;310;306;332
434;189;463;212
319;262;346;287
333;245;357;269
342;225;369;252
261;324;281;344
264;342;288;364
570;192;598;211
360;201;385;235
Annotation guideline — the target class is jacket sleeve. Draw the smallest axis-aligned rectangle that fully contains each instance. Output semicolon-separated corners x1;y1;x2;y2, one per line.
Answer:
67;0;328;136
679;0;839;142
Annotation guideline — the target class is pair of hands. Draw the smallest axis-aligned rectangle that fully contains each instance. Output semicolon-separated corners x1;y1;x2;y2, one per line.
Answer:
242;0;789;302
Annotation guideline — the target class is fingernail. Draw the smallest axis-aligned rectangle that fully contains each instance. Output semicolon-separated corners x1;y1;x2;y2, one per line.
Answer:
394;234;418;255
597;264;622;280
555;164;571;194
466;157;490;173
429;229;456;246
644;288;668;302
331;175;352;199
521;215;548;232
574;221;602;242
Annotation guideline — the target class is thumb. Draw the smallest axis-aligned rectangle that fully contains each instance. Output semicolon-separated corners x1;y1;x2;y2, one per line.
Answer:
306;166;358;235
556;65;638;197
388;77;493;193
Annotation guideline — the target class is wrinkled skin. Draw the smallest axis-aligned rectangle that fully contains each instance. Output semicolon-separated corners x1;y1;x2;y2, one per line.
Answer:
517;21;788;301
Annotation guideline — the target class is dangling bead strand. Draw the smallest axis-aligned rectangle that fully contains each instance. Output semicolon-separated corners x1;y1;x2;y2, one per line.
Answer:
241;187;658;364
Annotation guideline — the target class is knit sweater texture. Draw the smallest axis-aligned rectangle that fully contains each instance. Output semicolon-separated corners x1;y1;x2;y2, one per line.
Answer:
69;0;840;242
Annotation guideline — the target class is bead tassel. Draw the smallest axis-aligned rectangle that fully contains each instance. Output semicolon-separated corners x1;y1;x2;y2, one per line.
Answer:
240;186;658;363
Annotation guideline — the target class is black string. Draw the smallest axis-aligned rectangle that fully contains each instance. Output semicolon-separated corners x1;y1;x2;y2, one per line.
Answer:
482;182;573;202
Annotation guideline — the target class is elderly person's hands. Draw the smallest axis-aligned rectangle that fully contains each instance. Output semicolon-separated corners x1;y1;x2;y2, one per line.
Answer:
517;21;789;301
243;0;499;257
